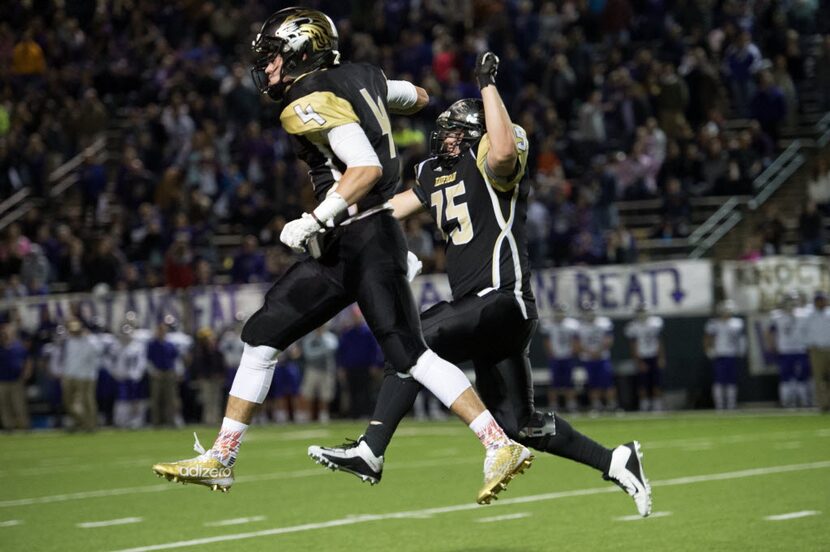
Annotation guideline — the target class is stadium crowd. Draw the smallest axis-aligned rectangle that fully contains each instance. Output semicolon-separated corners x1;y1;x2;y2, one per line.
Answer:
1;0;829;297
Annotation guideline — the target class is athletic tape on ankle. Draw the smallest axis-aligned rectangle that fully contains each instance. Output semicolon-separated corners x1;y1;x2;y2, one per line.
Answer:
409;349;472;408
229;344;279;403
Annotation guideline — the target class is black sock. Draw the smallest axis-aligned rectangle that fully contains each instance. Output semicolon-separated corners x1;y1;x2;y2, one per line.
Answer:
362;373;423;457
525;413;613;473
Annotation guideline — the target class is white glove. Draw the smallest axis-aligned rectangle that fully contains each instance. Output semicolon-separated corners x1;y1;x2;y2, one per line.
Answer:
280;213;323;253
406;251;423;282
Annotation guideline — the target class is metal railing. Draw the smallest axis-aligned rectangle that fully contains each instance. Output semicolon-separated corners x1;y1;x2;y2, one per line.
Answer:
0;137;106;232
747;140;806;210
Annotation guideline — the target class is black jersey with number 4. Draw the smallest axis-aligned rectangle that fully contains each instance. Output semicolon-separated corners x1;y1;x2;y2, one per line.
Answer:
279;62;400;213
413;126;537;320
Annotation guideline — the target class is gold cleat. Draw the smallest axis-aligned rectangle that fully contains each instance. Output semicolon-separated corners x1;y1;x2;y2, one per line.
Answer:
152;433;235;492
476;443;534;505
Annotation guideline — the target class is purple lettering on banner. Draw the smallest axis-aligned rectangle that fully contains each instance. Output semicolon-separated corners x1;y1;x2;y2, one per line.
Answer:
575;272;595;308
624;273;645;308
211;289;225;330
418;281;445;311
647;267;685;305
228;285;238;321
77;297;98;324
534;271;557;311
598;272;618;309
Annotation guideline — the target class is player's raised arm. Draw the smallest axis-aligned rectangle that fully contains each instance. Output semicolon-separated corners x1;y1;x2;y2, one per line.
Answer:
387;80;429;115
389;188;426;220
476;52;519;178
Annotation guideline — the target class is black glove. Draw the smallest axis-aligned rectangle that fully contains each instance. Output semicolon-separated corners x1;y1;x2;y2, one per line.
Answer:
475;51;499;89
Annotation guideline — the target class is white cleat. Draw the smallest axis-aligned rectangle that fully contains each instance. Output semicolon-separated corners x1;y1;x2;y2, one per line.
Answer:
308;436;384;485
605;441;652;517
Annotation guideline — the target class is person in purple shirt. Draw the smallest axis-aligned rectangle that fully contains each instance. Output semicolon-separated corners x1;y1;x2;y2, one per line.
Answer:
0;323;32;430
337;309;381;419
147;323;180;427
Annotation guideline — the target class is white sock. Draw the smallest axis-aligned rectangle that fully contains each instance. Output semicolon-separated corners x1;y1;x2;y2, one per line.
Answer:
209;417;249;467
726;385;737;410
274;409;289;423
713;384;725;410
469;410;511;450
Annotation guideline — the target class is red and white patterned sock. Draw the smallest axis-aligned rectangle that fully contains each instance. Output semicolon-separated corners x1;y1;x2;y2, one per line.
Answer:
469;411;511;450
209;417;248;467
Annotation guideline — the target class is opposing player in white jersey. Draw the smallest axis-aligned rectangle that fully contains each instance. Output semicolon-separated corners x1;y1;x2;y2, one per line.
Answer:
765;292;811;408
543;304;580;412
704;300;746;410
576;302;617;412
625;304;665;411
113;322;152;428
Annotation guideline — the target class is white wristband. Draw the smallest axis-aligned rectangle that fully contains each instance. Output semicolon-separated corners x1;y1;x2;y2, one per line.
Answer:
312;191;349;227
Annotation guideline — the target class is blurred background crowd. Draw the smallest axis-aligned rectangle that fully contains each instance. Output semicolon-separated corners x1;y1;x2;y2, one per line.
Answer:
2;0;829;299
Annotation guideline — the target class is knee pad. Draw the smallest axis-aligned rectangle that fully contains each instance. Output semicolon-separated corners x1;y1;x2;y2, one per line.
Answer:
229;344;279;404
408;349;471;408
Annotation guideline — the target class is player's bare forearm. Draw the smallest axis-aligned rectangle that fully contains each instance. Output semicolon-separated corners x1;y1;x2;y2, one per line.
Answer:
390;188;425;220
481;85;518;176
334;165;383;205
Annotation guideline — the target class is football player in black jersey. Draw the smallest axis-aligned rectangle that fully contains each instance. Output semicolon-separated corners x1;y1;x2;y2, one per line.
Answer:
311;52;652;516
152;8;533;505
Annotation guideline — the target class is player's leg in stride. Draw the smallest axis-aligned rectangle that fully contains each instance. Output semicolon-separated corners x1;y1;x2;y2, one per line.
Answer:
152;344;278;491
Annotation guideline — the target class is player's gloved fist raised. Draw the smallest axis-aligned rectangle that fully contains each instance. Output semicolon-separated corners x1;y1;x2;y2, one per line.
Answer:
280;213;324;253
475;51;500;89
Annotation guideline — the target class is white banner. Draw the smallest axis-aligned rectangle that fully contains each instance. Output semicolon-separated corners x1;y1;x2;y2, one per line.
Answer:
721;256;830;314
2;284;271;334
410;260;714;318
3;259;713;334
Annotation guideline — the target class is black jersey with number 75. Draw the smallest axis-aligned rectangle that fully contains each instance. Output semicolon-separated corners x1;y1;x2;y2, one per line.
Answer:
279;62;401;212
412;126;537;320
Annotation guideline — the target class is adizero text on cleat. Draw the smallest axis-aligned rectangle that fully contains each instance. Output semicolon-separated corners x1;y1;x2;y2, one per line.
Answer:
477;442;534;505
307;436;383;485
152;433;235;492
604;440;652;517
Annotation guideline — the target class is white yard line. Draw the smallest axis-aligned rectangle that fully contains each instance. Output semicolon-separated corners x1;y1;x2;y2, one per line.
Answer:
0;520;22;527
204;516;266;527
111;460;830;552
615;511;672;521
764;511;820;521
0;457;477;508
78;517;143;529
476;512;531;523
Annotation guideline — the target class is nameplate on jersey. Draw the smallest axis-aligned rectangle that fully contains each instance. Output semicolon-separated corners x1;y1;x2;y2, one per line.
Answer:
434;172;457;187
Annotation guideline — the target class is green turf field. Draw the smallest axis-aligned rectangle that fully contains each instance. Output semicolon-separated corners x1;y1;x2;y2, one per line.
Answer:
1;412;829;551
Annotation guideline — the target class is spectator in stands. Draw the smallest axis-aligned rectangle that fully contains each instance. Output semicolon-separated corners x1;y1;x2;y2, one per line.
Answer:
807;157;830;214
84;236;125;290
62;318;100;431
164;234;195;289
818;36;830;111
756;205;786;255
0;322;31;430
231;235;267;284
771;55;798;129
10;29;45;81
751;71;788;142
804;291;830;412
190;328;225;425
337;308;380;419
681;47;726;128
297;326;339;423
268;345;302;423
79;153;107;224
146;322;180;427
724;30;763;116
661;177;691;236
798;200;825;255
